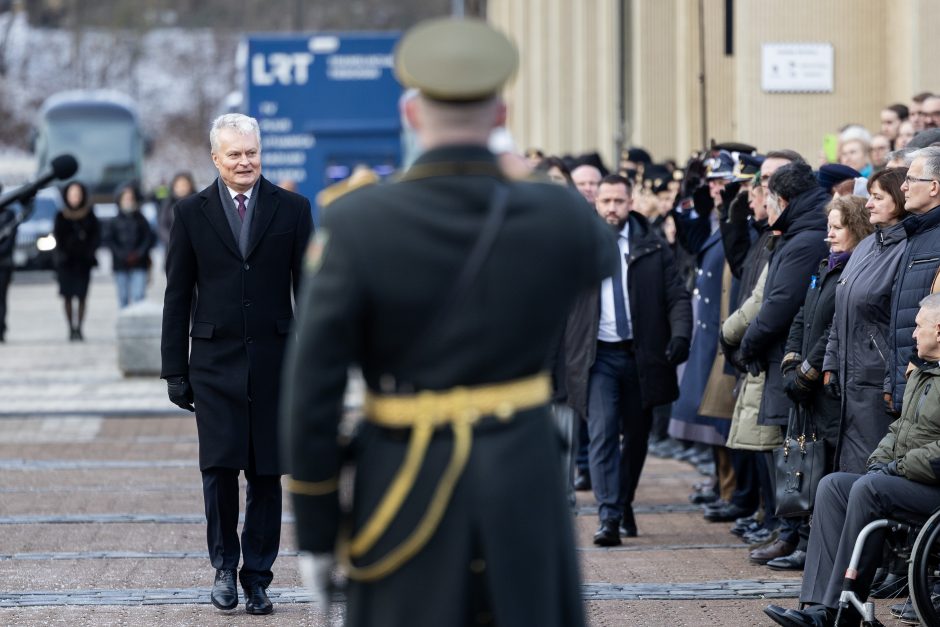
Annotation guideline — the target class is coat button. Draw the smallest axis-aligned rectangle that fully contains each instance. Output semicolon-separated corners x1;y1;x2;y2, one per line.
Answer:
244;299;251;307
246;337;253;344
244;263;250;270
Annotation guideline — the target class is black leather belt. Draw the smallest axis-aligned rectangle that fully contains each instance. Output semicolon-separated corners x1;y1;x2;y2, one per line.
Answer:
597;339;634;350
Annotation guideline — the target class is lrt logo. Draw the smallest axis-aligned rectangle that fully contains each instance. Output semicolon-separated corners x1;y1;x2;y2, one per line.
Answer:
251;52;314;86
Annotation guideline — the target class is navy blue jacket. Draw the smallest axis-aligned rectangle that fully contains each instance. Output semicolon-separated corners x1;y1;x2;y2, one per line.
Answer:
888;205;940;412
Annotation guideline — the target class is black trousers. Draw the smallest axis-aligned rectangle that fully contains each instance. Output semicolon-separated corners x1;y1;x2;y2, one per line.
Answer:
201;466;281;589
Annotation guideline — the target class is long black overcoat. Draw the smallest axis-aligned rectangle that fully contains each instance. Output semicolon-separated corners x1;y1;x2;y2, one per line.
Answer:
161;176;313;474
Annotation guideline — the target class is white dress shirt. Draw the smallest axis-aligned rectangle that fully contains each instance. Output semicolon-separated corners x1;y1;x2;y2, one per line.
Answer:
597;222;633;341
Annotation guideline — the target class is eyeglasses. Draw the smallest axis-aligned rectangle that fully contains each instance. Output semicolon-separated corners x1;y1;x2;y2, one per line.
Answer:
905;175;938;185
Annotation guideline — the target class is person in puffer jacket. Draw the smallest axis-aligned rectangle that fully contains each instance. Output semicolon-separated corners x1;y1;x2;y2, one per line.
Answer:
765;292;940;627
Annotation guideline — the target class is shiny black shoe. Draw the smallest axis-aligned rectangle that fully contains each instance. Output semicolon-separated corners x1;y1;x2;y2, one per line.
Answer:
244;582;273;615
593;519;621;547
573;470;592;491
704;503;753;522
764;604;832;627
210;568;238;611
767;549;806;571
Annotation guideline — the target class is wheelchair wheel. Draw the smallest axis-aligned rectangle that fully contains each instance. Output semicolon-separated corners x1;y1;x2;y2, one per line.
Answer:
909;508;940;626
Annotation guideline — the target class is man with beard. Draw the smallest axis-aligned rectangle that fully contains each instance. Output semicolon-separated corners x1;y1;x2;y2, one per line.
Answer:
565;173;692;545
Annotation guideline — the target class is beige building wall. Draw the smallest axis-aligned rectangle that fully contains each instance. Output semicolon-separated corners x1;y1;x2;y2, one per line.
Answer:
487;0;620;166
488;0;940;167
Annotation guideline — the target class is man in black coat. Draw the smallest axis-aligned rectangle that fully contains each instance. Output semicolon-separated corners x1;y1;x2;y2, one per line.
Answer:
281;17;616;627
160;113;313;615
739;160;829;429
565;174;692;546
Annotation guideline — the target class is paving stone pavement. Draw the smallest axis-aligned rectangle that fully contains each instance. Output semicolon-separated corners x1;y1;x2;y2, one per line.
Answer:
0;271;904;626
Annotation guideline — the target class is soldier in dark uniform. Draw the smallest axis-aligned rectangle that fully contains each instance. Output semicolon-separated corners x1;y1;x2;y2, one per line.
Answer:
281;17;617;627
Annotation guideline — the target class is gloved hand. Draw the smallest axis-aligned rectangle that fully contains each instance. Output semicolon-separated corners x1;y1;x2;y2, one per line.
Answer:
866;460;900;476
166;376;195;412
298;551;335;611
718;331;738;361
665;337;690;366
727;190;752;223
783;368;814;405
780;352;803;376
745;359;764;377
718;181;742;215
692;183;714;215
823;371;841;399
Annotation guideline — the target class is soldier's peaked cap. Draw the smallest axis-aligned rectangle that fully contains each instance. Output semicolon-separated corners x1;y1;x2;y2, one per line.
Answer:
394;17;519;102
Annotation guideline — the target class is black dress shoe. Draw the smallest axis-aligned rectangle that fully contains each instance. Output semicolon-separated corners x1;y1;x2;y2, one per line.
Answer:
210;568;238;611
689;489;719;505
619;523;637;537
749;539;796;564
244;583;273;615
593;519;621;547
890;599;911;618
704;503;753;522
767;549;806;570
573;470;591;491
764;604;831;627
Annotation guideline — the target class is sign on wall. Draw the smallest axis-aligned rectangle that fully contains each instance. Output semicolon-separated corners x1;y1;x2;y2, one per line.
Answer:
761;43;834;93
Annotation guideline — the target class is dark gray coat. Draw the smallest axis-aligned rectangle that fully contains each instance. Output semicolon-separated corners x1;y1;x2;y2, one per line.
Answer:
823;222;908;473
740;186;830;426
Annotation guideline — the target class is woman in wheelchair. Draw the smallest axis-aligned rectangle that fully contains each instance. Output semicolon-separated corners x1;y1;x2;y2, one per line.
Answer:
766;293;940;626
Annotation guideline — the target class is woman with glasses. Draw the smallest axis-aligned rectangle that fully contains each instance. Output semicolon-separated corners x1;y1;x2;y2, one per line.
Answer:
822;167;910;474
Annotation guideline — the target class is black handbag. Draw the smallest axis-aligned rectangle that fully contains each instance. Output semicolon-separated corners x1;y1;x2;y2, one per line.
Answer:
773;405;826;518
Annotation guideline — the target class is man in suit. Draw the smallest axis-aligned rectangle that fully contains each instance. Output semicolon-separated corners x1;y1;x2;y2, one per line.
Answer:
160;113;313;615
281;17;616;627
567;174;692;546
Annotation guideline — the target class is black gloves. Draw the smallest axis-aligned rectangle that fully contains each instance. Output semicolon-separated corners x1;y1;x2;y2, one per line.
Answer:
823;371;841;399
867;460;899;476
718;181;742;213
665;337;690;366
692;183;714;216
780;352;802;376
727;190;752;223
167;375;195;412
784;360;821;406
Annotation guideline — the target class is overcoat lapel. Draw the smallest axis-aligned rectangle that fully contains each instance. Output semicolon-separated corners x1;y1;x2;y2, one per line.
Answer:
246;178;280;259
200;184;242;259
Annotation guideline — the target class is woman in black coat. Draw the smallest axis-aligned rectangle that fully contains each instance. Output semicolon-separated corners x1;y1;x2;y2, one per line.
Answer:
782;195;874;465
54;181;100;340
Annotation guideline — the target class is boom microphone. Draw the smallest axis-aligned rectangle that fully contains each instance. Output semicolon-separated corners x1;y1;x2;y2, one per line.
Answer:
0;154;79;211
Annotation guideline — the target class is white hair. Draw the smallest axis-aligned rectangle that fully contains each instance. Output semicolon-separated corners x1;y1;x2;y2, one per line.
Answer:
840;124;872;147
210;113;261;153
914;146;940;180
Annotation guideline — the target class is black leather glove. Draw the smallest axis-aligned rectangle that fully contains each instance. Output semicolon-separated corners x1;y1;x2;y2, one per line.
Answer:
718;331;738;360
727;348;749;374
823;371;841;399
692;183;714;215
866;461;888;475
665;337;690;366
727;190;752;223
783;369;814;405
718;181;742;216
745;359;763;377
167;375;195;412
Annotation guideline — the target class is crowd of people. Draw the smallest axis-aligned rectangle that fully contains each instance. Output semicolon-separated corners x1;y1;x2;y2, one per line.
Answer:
518;92;940;626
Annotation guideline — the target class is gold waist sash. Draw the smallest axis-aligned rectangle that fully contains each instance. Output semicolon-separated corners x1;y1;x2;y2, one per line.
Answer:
341;373;551;582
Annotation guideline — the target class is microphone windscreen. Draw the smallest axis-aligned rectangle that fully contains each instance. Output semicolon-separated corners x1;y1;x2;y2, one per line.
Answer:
50;154;79;180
